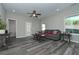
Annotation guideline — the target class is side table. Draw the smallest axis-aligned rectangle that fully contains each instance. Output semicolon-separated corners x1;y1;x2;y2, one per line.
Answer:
61;32;71;43
0;33;10;48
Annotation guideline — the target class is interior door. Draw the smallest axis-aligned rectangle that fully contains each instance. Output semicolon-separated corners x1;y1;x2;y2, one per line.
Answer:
9;20;16;37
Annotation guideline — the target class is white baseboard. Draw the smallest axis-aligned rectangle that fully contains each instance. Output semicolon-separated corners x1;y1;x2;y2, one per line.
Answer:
16;35;32;38
71;40;79;43
16;36;27;38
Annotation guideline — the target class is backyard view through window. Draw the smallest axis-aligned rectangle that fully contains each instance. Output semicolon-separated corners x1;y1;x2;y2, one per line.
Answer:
65;15;79;34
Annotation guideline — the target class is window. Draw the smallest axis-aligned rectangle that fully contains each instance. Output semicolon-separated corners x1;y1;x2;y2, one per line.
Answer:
64;15;79;34
25;22;32;36
41;24;46;31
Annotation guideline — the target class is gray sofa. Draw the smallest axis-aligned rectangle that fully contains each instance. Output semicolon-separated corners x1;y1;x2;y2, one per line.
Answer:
39;30;61;41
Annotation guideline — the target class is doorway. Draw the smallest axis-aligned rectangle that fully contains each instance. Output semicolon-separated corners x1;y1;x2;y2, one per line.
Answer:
8;19;16;37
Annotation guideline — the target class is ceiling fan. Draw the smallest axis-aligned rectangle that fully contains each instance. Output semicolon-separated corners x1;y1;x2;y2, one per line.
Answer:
27;10;41;18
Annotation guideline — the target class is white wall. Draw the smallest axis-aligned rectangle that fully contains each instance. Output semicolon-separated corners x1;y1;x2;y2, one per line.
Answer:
0;3;41;38
6;12;41;38
0;4;6;21
41;4;79;43
41;4;79;32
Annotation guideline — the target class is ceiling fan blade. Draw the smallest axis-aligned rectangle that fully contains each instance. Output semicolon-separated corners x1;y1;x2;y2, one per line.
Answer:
28;10;41;18
27;13;33;14
36;13;41;15
35;15;38;18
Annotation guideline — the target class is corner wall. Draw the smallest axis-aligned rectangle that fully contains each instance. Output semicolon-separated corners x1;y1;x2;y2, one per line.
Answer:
41;4;79;43
41;4;79;32
6;13;41;38
0;3;41;38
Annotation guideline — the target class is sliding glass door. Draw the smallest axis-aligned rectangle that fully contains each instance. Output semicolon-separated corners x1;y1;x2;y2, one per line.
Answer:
64;15;79;34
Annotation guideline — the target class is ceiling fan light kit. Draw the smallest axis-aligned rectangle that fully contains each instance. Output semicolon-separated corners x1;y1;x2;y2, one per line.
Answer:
27;10;41;18
33;14;36;16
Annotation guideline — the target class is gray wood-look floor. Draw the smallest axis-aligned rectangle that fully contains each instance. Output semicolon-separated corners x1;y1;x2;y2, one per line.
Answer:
0;37;78;55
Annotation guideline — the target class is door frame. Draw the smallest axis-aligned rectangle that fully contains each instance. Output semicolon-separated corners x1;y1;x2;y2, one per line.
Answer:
7;18;17;37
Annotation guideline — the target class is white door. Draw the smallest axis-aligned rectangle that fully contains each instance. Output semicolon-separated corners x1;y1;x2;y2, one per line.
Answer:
25;22;32;36
9;20;16;37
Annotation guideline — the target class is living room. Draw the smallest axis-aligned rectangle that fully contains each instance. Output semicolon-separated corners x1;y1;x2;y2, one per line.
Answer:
0;3;79;55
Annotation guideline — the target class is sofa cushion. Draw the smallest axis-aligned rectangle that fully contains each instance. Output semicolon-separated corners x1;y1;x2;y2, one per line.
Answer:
53;31;58;35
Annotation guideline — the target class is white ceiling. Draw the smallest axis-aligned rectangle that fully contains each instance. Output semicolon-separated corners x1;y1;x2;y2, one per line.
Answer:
2;3;73;17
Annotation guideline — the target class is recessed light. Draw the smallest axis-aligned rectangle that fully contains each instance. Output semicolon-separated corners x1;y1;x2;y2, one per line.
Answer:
56;8;60;11
12;9;15;13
